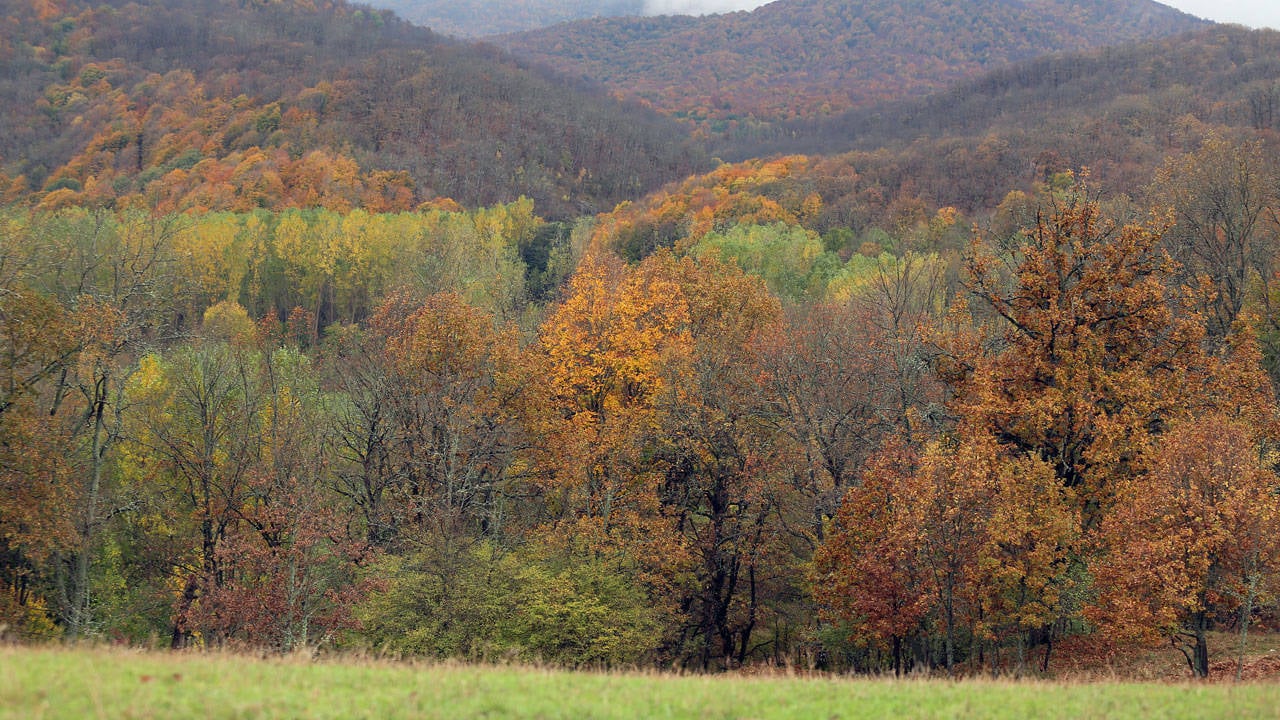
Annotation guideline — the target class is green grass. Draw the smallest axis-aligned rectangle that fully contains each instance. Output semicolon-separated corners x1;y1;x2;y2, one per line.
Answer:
3;646;1280;719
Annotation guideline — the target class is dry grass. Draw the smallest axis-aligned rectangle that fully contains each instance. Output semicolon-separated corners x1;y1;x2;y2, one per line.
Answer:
1047;631;1280;683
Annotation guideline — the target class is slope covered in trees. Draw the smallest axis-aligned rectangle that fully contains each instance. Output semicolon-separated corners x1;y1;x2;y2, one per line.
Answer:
0;0;703;217
498;0;1208;127
697;26;1280;226
369;0;645;38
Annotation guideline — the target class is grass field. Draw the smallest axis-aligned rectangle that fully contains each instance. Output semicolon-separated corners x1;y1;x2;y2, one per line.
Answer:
5;646;1280;719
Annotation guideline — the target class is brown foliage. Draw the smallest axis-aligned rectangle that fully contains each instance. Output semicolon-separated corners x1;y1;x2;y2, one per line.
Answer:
504;0;1205;126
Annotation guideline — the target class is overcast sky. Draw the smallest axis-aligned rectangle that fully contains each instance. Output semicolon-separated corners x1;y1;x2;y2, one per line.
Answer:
1161;0;1279;28
641;0;1280;29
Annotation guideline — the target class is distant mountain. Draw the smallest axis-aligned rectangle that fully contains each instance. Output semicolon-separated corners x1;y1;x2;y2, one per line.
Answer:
569;25;1280;279
746;25;1280;155
499;0;1211;126
0;0;703;216
368;0;645;38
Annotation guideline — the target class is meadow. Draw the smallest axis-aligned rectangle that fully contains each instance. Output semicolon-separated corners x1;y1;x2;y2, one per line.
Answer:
4;645;1280;720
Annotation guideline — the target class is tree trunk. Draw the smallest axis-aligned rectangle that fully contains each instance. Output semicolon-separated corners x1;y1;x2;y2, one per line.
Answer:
171;574;199;649
1194;631;1210;679
943;589;955;672
1177;613;1211;679
1041;623;1054;674
69;372;109;638
1237;572;1259;682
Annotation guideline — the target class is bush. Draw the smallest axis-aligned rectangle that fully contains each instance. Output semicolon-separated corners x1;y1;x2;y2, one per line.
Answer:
353;541;662;667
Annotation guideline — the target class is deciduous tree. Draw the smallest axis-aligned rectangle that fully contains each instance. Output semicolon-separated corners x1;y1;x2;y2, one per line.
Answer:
1090;412;1280;678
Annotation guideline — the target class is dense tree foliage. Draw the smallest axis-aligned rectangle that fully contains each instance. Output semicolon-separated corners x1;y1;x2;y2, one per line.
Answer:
4;0;1280;684
816;186;1280;677
500;0;1205;128
0;0;703;217
4;157;1277;678
370;0;644;38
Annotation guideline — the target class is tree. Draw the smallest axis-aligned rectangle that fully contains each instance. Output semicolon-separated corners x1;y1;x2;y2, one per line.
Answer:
1148;135;1278;347
124;319;264;648
529;250;817;667
812;440;929;675
0;390;76;637
322;325;402;548
188;343;365;651
52;211;179;639
974;448;1077;673
815;431;1075;675
1091;412;1280;678
529;251;689;554
364;291;521;549
958;184;1208;522
646;252;796;669
691;222;827;301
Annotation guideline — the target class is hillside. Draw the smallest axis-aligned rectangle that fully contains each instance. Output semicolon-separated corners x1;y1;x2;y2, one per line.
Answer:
0;0;704;217
713;25;1280;212
368;0;645;38
498;0;1210;126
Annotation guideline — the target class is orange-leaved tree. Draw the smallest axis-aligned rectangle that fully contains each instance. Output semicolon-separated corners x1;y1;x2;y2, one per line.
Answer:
1089;332;1280;678
957;187;1207;517
819;182;1279;674
644;252;796;669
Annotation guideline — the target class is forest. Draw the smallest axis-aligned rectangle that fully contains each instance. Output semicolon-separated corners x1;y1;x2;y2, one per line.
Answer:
498;0;1206;128
0;0;702;218
3;0;1280;681
370;0;645;38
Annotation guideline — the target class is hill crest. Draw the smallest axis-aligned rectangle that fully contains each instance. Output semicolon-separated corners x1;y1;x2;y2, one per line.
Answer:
499;0;1211;125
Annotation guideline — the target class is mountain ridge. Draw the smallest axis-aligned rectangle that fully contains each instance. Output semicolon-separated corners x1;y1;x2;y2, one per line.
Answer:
706;24;1280;221
368;0;646;38
498;0;1211;125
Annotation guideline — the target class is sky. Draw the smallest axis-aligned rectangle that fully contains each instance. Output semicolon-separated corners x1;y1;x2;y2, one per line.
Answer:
1161;0;1280;28
641;0;1280;29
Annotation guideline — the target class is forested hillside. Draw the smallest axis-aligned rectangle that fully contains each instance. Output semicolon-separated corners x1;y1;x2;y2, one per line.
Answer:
369;0;644;37
4;0;1280;684
0;0;703;217
499;0;1208;127
713;26;1280;214
739;25;1280;156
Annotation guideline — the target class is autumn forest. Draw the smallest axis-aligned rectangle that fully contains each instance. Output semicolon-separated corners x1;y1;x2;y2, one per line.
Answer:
5;0;1280;681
